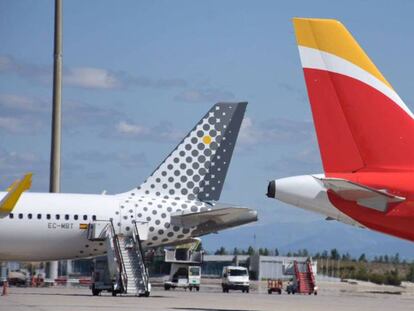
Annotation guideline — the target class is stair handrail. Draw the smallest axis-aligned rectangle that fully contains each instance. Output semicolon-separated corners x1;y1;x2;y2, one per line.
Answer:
306;260;316;290
108;219;128;293
132;220;150;292
293;260;302;292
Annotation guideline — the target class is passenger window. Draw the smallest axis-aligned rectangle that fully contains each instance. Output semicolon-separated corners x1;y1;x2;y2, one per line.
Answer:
92;215;96;221
28;213;32;219
83;215;87;221
46;214;51;220
9;213;14;219
37;214;42;220
18;213;23;219
74;215;78;220
65;214;69;220
56;214;60;220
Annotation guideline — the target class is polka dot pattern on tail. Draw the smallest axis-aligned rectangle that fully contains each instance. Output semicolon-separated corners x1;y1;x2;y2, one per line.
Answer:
129;103;247;202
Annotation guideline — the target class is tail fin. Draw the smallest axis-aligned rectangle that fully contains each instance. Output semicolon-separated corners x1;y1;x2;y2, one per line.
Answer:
127;102;247;201
293;18;414;172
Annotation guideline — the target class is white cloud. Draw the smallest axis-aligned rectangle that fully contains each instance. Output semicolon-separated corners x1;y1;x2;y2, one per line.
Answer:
64;67;120;89
238;117;259;145
113;120;185;142
116;121;150;136
0;94;45;112
0;55;187;90
0;117;25;133
238;117;314;146
174;88;235;103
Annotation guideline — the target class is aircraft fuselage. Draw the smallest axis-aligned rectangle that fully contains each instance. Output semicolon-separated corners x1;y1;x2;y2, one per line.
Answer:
0;191;235;261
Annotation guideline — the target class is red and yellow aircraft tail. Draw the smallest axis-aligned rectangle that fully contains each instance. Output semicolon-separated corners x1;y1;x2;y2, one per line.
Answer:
293;18;414;173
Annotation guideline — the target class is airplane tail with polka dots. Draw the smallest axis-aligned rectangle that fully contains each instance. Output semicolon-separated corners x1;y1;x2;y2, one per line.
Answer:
130;102;247;202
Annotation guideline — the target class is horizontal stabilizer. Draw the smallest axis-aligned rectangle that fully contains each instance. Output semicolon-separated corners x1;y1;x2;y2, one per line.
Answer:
0;173;32;215
315;176;404;212
170;206;257;235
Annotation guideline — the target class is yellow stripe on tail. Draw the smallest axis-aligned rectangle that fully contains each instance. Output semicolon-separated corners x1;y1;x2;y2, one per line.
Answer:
292;17;392;89
0;173;32;214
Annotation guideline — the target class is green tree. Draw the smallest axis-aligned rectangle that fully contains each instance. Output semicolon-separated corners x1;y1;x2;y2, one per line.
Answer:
215;246;227;255
358;253;367;262
330;249;340;260
392;253;400;264
385;269;401;286
274;248;280;256
405;262;414;282
247;246;255;256
354;265;369;281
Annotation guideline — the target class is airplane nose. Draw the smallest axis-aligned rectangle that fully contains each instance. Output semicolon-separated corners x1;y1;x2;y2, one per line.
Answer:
266;180;276;198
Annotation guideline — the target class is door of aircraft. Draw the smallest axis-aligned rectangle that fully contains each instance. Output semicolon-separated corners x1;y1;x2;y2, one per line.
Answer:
118;203;136;235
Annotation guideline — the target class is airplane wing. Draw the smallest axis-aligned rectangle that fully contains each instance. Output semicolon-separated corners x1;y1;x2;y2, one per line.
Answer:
170;206;258;236
315;177;405;212
0;173;32;215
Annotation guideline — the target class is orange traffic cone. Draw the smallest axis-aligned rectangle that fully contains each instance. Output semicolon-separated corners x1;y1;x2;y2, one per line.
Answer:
2;281;8;296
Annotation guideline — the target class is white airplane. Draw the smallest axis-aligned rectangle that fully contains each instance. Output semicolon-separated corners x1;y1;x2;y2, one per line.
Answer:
0;102;258;261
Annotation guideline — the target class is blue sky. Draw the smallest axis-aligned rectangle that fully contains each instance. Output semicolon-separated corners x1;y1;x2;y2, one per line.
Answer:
1;0;414;257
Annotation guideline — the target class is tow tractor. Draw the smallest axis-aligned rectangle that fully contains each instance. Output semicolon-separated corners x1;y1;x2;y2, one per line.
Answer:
267;279;283;294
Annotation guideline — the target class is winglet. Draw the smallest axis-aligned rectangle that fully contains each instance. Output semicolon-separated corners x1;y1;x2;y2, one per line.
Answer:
0;173;32;214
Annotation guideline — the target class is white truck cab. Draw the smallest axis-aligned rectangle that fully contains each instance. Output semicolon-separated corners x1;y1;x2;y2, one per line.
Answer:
221;266;249;293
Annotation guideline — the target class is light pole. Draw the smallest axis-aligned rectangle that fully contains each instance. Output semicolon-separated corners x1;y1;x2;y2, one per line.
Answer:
47;0;62;282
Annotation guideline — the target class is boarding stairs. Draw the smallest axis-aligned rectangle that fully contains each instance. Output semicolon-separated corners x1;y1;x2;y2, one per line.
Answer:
293;260;316;294
88;220;150;296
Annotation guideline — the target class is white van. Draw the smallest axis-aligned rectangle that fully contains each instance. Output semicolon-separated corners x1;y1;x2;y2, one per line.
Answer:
221;266;249;293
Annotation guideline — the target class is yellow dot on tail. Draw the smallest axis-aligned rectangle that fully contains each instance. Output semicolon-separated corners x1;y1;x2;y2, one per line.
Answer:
203;135;212;145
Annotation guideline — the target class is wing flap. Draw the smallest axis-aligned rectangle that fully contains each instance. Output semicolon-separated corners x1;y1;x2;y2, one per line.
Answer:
315;176;404;212
0;173;32;215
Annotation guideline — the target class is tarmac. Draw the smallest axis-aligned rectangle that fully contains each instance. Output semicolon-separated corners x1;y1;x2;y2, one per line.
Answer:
1;280;414;311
